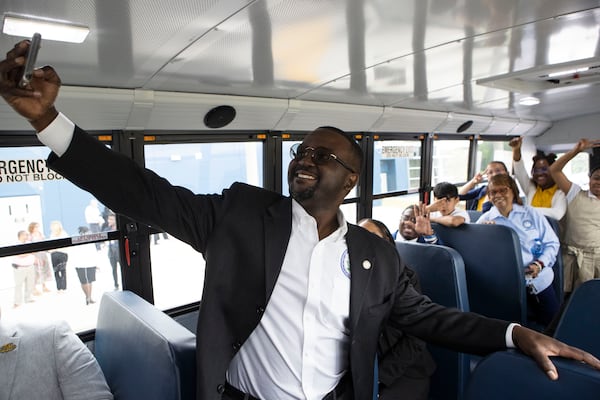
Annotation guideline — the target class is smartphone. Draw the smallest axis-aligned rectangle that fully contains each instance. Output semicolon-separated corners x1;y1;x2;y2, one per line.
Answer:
18;33;42;88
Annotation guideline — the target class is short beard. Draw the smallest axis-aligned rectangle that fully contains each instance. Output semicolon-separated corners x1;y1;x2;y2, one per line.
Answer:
290;186;315;202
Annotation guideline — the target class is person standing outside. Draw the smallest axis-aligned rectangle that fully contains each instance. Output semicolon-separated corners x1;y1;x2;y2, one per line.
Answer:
12;230;36;308
104;212;120;290
85;199;105;251
548;139;600;295
49;221;69;292
27;221;52;294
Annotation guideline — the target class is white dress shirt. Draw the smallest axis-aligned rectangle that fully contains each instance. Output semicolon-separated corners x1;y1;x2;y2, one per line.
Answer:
227;200;351;400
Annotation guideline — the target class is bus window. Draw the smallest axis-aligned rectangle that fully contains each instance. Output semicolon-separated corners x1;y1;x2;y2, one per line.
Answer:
144;141;263;310
372;193;421;236
372;139;421;232
557;151;590;190
374;140;421;195
0;146;119;332
432;139;470;185
475;140;513;178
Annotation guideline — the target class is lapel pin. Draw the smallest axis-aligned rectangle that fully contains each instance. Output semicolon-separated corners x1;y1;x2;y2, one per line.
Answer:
0;343;16;353
362;260;372;270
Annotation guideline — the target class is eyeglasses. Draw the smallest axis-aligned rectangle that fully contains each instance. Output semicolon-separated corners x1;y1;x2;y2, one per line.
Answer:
488;187;509;197
533;167;548;174
290;143;356;173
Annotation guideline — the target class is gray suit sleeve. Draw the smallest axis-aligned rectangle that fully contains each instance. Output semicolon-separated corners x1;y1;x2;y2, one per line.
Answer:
54;321;113;400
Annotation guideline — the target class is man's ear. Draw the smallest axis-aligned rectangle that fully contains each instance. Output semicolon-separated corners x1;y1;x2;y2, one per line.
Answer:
345;174;359;190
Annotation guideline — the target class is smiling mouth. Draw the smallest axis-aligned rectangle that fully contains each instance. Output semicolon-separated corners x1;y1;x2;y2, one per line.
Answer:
296;172;316;180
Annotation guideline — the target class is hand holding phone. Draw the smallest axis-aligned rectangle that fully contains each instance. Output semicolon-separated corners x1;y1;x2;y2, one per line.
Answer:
19;33;42;88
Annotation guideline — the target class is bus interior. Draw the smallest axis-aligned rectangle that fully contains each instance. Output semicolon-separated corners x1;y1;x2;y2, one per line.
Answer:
1;1;599;399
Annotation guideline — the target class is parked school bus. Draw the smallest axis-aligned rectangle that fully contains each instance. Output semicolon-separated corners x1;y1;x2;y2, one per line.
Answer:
0;1;599;399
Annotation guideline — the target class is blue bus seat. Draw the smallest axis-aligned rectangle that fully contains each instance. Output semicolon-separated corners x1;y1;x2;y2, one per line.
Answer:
545;216;564;304
465;350;600;400
432;223;528;325
95;291;196;400
395;241;470;400
553;279;600;357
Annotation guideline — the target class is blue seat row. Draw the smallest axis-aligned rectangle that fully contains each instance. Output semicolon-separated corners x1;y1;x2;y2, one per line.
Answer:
432;222;528;324
95;291;197;400
395;241;470;400
465;349;600;400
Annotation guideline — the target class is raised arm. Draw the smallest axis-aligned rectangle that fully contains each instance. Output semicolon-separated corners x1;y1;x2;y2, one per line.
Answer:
549;139;600;194
510;136;523;162
0;40;60;131
459;171;484;195
510;137;532;193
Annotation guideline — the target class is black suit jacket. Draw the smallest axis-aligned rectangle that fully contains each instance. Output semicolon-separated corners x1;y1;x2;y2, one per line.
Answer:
48;127;510;400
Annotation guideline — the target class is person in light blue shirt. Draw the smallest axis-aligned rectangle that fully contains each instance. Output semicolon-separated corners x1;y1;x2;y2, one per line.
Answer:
477;174;560;326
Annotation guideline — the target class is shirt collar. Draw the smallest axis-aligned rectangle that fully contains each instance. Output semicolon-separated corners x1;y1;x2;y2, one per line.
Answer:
488;202;526;218
291;199;348;241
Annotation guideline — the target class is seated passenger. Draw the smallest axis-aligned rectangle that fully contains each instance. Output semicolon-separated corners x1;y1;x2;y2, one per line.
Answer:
358;219;436;400
548;139;600;295
459;161;508;212
510;137;567;220
477;174;560;326
427;182;470;226
393;204;443;245
0;309;113;399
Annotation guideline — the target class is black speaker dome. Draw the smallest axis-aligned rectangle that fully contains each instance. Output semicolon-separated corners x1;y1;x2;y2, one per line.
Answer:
204;105;236;128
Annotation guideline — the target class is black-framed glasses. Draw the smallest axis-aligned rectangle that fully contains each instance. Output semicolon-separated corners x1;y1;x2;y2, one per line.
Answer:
290;143;356;173
488;187;509;197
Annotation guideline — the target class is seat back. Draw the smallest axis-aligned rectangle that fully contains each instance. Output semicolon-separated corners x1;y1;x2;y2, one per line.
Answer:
432;223;528;324
465;350;600;400
545;216;564;303
395;241;470;400
554;279;600;356
95;291;197;400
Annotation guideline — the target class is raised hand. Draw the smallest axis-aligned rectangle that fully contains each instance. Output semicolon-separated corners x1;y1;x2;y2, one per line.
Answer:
413;203;434;236
575;138;600;153
509;136;522;149
0;40;61;131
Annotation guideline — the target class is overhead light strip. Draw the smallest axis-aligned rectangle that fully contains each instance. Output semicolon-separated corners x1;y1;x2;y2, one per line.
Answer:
547;67;590;78
2;12;89;43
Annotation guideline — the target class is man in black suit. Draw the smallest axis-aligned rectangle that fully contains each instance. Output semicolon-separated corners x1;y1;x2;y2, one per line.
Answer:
2;39;600;400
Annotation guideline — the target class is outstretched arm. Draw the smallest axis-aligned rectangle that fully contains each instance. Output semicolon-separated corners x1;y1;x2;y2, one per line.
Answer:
512;325;600;380
549;139;600;194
